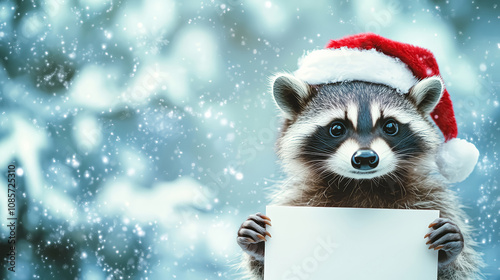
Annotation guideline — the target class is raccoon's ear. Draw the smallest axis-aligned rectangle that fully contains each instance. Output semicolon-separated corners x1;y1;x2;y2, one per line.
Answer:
272;74;310;119
408;77;444;115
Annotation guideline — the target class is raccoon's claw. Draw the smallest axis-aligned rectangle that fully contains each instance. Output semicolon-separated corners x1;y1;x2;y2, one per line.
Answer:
237;213;272;261
425;218;464;267
258;213;272;222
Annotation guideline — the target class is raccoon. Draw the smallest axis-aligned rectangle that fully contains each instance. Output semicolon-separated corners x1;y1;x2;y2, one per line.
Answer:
237;74;482;279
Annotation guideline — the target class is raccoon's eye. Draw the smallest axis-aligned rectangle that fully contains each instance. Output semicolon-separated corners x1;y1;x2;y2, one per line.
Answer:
383;120;398;136
329;122;346;137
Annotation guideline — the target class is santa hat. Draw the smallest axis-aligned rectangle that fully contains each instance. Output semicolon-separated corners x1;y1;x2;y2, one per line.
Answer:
293;33;478;183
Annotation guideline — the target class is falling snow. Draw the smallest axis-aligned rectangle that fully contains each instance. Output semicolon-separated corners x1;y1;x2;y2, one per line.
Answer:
0;0;499;279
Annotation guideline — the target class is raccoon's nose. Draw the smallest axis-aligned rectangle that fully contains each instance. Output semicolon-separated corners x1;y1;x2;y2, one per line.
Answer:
351;150;379;170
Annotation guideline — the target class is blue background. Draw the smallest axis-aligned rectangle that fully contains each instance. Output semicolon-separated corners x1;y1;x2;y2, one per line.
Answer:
0;0;498;279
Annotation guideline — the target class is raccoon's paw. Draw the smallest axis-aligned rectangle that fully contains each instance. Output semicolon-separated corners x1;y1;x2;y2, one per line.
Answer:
425;218;464;267
237;213;272;261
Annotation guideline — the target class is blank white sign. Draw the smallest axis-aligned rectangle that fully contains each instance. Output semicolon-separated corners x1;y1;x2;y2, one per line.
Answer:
264;206;439;280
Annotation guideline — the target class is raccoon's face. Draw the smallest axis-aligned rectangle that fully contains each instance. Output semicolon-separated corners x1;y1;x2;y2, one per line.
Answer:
273;74;443;181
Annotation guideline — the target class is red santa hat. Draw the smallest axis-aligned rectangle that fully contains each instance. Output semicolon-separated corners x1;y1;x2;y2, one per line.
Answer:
293;33;478;183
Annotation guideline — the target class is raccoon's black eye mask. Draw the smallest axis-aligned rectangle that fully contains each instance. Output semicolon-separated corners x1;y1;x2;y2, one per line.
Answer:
328;118;400;139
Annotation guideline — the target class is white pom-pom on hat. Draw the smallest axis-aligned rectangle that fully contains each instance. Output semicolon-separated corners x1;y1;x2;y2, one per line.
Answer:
436;138;479;183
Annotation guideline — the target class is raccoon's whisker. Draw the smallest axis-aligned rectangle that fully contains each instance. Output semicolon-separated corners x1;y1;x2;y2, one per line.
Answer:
343;177;356;194
382;148;422;157
386;170;407;199
314;136;338;148
304;159;328;164
327;172;345;191
348;179;361;200
335;175;345;189
336;175;347;190
326;173;339;188
385;131;430;152
300;152;330;157
318;167;334;179
320;172;337;199
302;161;329;176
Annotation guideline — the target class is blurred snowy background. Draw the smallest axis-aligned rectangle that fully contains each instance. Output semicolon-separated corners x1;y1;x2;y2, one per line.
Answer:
0;0;498;279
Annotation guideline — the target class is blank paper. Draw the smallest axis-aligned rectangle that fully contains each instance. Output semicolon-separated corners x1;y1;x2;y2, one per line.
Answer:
264;206;439;280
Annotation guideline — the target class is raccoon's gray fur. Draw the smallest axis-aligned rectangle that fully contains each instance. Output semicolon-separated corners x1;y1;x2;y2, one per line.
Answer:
238;75;483;280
